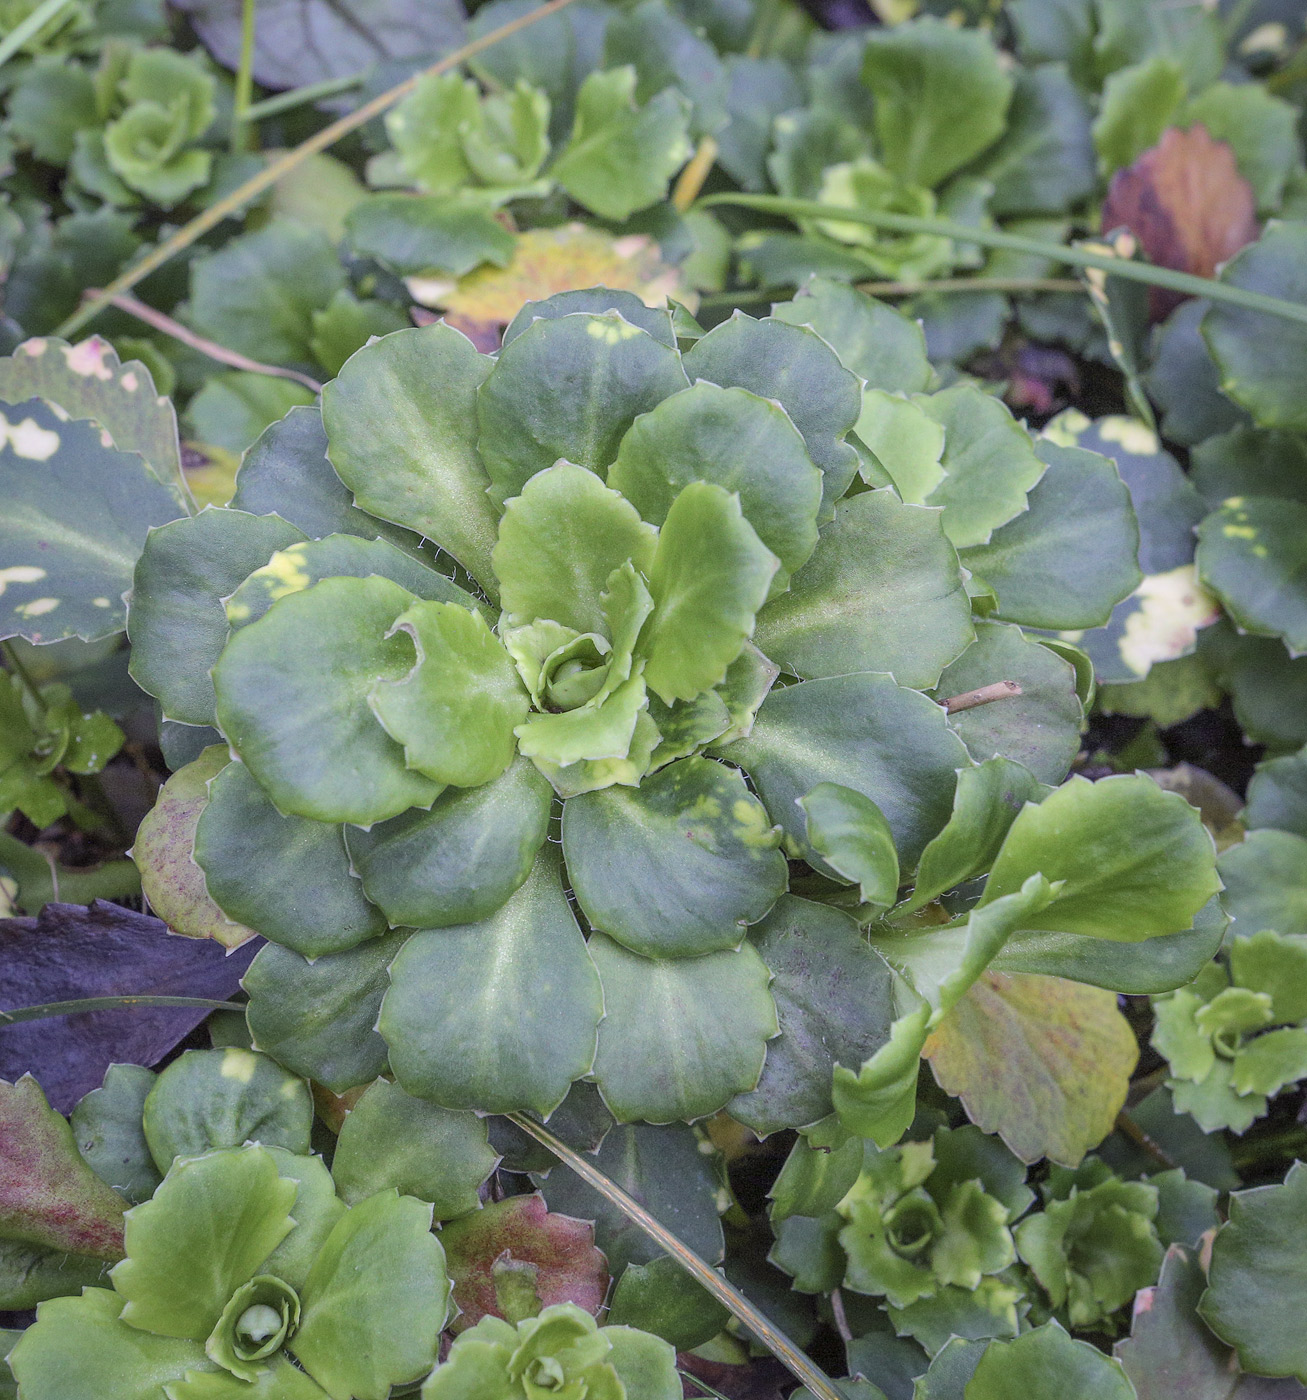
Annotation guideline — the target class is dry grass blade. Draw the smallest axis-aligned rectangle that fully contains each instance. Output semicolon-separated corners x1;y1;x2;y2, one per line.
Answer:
0;996;245;1024
503;1111;846;1400
56;0;582;339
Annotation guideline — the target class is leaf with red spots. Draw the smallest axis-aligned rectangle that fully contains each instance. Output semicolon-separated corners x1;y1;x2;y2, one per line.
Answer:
439;1192;608;1333
0;1074;127;1260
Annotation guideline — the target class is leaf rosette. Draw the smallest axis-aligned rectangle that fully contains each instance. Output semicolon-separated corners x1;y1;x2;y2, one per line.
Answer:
123;283;1163;1130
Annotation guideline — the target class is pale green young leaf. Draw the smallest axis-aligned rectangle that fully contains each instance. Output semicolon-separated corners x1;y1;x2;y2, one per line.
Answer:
800;782;899;908
515;673;649;768
855;391;945;504
1093;58;1187;173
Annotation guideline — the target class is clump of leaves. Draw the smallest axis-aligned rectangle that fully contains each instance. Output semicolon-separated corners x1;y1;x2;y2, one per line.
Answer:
1015;1159;1163;1333
1151;930;1307;1133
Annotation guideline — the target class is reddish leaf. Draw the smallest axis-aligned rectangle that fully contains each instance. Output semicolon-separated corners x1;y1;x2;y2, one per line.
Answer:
0;900;260;1112
439;1192;608;1333
1102;125;1259;318
0;1074;127;1260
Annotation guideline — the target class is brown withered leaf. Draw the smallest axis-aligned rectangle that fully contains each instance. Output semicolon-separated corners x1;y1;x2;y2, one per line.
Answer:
1102;124;1259;318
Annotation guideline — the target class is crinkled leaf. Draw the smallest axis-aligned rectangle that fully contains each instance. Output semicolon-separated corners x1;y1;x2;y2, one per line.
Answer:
1197;496;1307;655
755;488;973;689
128;508;307;726
332;1079;497;1220
800;784;899;909
494;460;657;635
725;672;971;870
322;322;500;595
642;482;778;705
478;311;688;509
292;1191;448;1400
113;1146;296;1341
0;336;184;496
142;1048;311;1172
131;747;255;948
0;396;183;643
731;895;896;1137
588;933;776;1124
551;66;693;222
346;756;551;929
0;1074;127;1261
982;773;1220;941
924;972;1138;1167
441;1193;608;1333
860;17;1013;189
681;314;861;520
194;760;387;960
212;575;441;825
381;846;602;1116
563;755;786;958
244;930;408;1096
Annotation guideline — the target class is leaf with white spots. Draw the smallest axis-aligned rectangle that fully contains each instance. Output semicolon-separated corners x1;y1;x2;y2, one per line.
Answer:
0;337;186;500
0;396;184;643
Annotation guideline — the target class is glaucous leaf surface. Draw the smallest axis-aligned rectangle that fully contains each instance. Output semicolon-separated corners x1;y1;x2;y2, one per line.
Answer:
588;933;777;1123
141;1049;311;1172
965;1323;1136;1399
754;488;973;689
212;575;442;825
0;396;183;644
1244;742;1307;838
381;847;603;1116
562;755;785;958
477;311;688;508
346;757;551;929
330;1079;498;1221
194;761;386;960
321;322;500;596
1197;496;1307;655
71;1064;161;1206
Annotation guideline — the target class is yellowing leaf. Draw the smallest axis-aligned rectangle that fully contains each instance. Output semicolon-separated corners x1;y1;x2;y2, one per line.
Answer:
924;971;1138;1167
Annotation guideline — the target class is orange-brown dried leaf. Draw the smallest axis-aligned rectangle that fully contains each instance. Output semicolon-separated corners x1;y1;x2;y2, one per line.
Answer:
1102;124;1259;317
924;970;1138;1168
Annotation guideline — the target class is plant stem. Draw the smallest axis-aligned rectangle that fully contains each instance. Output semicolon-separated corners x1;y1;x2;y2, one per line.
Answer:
1114;1109;1177;1171
943;680;1022;715
1;639;46;715
55;0;582;340
695;193;1307;326
96;288;324;392
672;135;719;213
677;1371;734;1400
230;0;258;152
244;72;366;123
0;0;76;68
858;275;1084;297
504;1112;846;1400
0;996;245;1025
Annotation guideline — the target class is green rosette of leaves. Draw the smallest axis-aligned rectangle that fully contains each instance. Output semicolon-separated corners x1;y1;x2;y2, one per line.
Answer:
835;1126;1032;1342
1014;1159;1163;1333
422;1302;679;1400
1151;929;1307;1133
7;1143;450;1400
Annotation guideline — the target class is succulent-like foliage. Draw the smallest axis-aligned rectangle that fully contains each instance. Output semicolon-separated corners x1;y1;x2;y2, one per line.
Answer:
422;1303;680;1400
1015;1159;1164;1332
1152;930;1307;1132
7;1142;450;1400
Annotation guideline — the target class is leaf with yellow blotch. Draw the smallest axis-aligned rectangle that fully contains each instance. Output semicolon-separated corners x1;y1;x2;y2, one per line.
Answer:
924;971;1138;1168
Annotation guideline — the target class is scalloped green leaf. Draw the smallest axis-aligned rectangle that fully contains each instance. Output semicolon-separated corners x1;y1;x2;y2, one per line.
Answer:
606;381;822;583
212;575;442;825
1218;827;1307;937
494;460;657;635
193;760;386;960
321;323;500;596
127;509;307;726
982;773;1221;941
0;336;184;496
370;599;528;788
562;754;786;958
681;314;861;519
1197;495;1307;655
731;895;896;1136
588;933;776;1123
0;396;184;644
331;1079;498;1221
754;487;973;688
965;1322;1135;1400
381;845;602;1116
72;1064;161;1207
641;482;778;705
477;311;689;508
724;672;971;870
346;756;551;929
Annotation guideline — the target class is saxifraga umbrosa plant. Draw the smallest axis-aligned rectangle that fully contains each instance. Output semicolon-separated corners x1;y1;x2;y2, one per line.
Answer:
126;281;1217;1135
